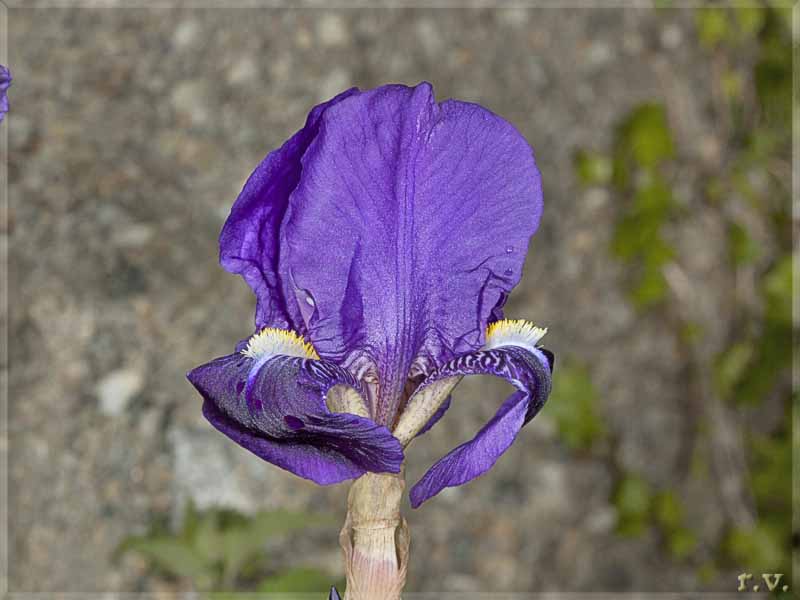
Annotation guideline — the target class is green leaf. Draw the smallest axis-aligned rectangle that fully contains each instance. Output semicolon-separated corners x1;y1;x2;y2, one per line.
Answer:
574;150;613;187
194;510;225;564
250;509;334;539
633;176;673;218
751;432;792;517
766;1;792;31
721;69;744;102
654;490;696;559
728;222;761;266
667;527;697;559
120;536;213;586
725;524;786;573
219;524;264;584
696;8;731;49
545;363;606;451
747;127;784;162
696;561;719;584
257;567;337;593
763;256;792;325
654;491;683;531
617;104;674;168
733;6;766;40
182;500;202;542
704;176;726;204
219;510;333;584
614;475;653;537
714;342;754;399
755;31;792;126
611;214;666;263
630;269;668;309
732;324;791;405
679;322;703;346
643;236;675;270
611;152;630;190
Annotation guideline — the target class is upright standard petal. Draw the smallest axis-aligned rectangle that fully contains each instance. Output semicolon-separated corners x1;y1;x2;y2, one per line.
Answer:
0;65;11;123
219;88;358;331
405;344;552;508
187;350;403;485
283;83;543;425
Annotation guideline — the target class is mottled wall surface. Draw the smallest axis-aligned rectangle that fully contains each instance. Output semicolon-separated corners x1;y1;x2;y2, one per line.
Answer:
6;4;788;596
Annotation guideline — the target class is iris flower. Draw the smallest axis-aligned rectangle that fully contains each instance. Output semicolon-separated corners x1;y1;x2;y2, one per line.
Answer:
0;65;11;123
188;82;553;597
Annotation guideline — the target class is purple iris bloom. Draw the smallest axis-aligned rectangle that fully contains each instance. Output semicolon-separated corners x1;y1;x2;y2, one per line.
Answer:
0;65;11;122
188;82;553;508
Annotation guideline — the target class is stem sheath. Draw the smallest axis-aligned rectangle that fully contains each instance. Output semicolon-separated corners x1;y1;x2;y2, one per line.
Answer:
340;470;409;600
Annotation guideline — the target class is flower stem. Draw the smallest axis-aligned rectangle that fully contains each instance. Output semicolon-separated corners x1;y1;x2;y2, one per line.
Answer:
339;469;409;600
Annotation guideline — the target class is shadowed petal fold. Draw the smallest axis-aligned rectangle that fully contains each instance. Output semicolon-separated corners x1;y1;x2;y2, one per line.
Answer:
407;345;552;508
283;83;543;425
219;88;359;332
187;352;404;485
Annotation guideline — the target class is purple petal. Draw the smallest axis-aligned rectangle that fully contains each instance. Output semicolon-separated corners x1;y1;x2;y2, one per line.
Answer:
0;65;11;123
408;345;552;508
187;352;403;485
328;587;342;600
219;88;359;332
283;83;543;425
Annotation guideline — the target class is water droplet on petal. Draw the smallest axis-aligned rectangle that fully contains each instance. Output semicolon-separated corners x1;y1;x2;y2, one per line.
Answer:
305;295;315;307
504;268;513;276
505;246;514;254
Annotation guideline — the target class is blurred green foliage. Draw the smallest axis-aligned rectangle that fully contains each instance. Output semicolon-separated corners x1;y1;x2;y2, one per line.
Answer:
695;6;768;49
576;1;793;580
727;222;761;266
119;502;340;595
654;491;697;560
695;1;793;584
614;474;654;538
722;399;792;583
705;2;792;583
613;475;697;560
614;103;675;171
724;524;786;576
573;150;613;187
545;361;606;451
574;101;678;310
257;568;338;594
714;256;792;406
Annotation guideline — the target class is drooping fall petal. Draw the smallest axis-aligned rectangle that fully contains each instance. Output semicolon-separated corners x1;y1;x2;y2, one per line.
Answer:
188;351;403;485
406;344;552;507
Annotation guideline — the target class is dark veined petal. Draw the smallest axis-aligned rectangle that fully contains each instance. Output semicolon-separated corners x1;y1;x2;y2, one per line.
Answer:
187;351;404;485
282;82;543;425
0;65;11;123
403;344;552;508
219;88;359;332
